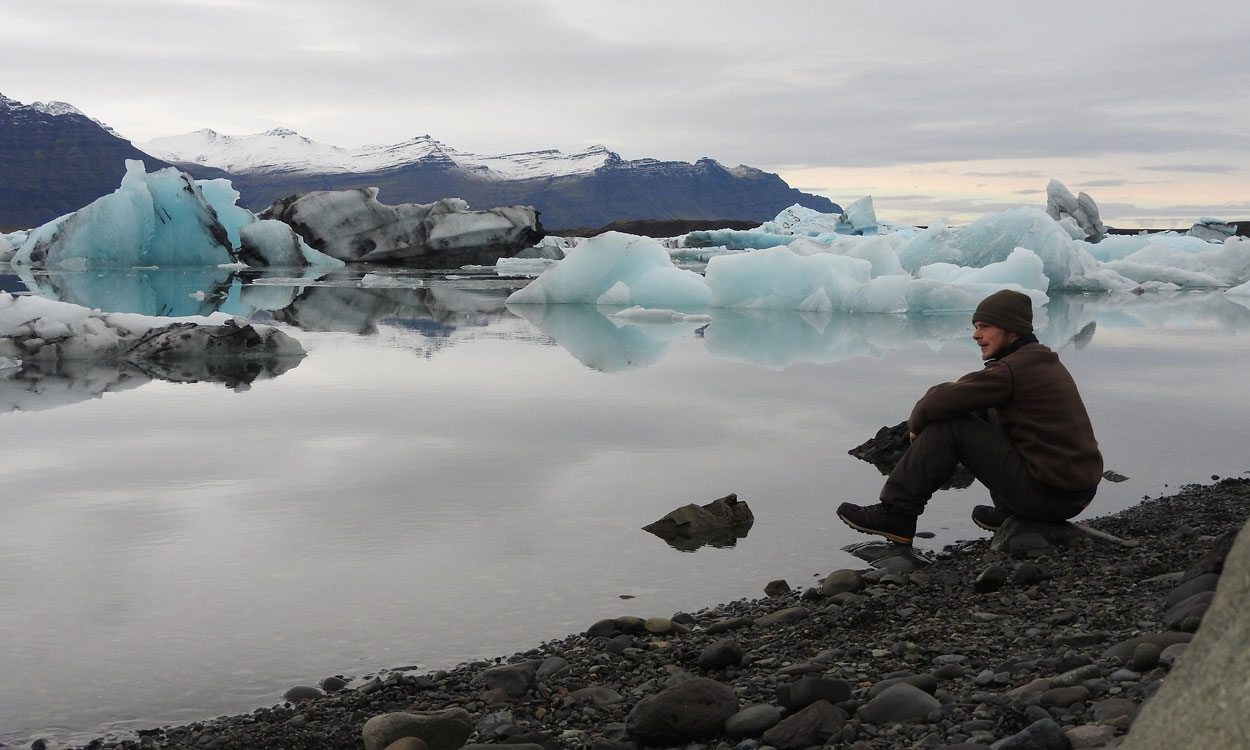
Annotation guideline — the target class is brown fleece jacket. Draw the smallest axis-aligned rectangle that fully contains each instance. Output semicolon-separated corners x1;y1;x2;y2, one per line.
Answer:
908;342;1103;491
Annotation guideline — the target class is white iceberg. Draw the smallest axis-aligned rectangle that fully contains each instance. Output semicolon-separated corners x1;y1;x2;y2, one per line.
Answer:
0;294;304;364
507;189;1248;315
506;231;711;308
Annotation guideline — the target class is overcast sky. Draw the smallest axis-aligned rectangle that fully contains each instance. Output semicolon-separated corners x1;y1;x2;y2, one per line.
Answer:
4;0;1248;227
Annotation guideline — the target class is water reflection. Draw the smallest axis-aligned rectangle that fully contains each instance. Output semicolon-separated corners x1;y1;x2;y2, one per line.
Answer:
9;266;1250;387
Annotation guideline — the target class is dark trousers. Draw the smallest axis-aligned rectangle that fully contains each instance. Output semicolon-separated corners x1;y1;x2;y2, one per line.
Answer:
880;414;1091;521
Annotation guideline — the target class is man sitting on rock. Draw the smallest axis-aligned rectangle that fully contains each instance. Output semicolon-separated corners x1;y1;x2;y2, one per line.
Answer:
838;289;1103;545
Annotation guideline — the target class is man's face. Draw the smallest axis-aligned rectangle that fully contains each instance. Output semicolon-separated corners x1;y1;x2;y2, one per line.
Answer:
973;321;1019;360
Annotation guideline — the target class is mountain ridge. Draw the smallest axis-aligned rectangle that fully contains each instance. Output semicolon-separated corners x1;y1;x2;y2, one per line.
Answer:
1;92;841;230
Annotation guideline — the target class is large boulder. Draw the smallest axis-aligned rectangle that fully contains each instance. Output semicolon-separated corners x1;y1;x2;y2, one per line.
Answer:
260;188;543;266
625;676;739;745
1120;520;1250;749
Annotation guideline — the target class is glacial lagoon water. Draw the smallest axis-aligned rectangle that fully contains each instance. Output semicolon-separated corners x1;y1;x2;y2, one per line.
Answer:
2;266;1249;746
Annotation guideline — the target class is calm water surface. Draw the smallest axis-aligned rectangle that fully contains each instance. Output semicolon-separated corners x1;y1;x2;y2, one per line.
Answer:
2;268;1249;746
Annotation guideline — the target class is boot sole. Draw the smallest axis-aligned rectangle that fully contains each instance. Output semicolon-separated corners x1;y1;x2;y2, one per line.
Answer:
972;518;1002;532
837;511;914;545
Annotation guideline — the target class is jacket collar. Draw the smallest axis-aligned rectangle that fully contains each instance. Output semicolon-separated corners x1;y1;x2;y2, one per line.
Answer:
985;333;1039;365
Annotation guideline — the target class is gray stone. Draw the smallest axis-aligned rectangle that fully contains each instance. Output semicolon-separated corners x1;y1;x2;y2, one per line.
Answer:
641;493;754;550
1158;642;1189;667
1050;664;1101;688
866;673;938;699
724;703;783;738
1163;572;1220;608
776;676;851;711
706;616;753;634
760;700;846;749
479;661;538;699
1162;590;1214;632
989;717;1069;749
1039;685;1089;708
974;565;1009;593
1129;642;1162;672
820;569;863;597
567;687;624;707
1101;633;1192;662
1091;697;1138;724
362;709;473;750
283;685;323;702
625;676;739;745
536;656;569;679
856;682;941;725
586;619;617;638
991;516;1088;555
763;579;791;597
753;606;808;627
614;616;647;633
1065;724;1118;749
1120;521;1250;749
698;639;744;670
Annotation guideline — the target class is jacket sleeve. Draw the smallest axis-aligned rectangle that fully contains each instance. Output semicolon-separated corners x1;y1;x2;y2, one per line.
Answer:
908;361;1015;434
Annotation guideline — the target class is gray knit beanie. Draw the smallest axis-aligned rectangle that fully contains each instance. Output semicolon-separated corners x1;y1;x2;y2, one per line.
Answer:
972;289;1034;334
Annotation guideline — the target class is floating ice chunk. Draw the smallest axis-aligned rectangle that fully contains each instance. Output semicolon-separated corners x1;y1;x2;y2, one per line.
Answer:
1228;279;1250;297
495;256;559;276
1046;179;1106;242
609;306;713;324
0;295;304;364
1106;237;1250;287
506;231;711;309
0;233;15;263
843;195;878;234
1187;217;1238;242
684;229;796;250
359;273;418;288
757;204;847;236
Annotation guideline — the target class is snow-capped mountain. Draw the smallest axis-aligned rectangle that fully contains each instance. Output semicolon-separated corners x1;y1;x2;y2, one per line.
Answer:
3;91;840;231
138;127;840;229
138;129;617;180
28;99;122;137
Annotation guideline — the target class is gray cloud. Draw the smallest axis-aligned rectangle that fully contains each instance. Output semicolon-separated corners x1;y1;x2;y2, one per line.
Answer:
3;0;1248;219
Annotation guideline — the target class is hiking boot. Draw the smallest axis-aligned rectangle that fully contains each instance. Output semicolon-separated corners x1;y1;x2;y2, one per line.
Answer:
971;504;1010;532
837;502;916;545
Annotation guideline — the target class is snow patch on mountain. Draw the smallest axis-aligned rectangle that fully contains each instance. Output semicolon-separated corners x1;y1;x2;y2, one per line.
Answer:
137;129;616;180
1;94;122;137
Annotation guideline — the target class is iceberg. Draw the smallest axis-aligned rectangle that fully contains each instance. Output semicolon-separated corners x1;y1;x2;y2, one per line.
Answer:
506;231;711;308
11;161;342;270
506;182;1248;315
258;189;543;266
0;294;304;374
1046;179;1106;242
